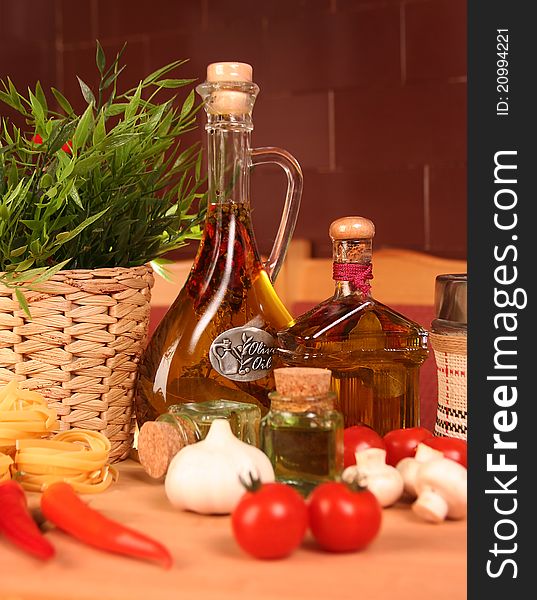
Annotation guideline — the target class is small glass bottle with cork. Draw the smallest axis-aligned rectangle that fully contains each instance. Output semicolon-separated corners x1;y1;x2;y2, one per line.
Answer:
277;216;429;435
260;367;344;496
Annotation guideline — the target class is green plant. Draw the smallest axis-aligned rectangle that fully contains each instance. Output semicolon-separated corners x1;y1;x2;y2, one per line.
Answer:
0;42;206;306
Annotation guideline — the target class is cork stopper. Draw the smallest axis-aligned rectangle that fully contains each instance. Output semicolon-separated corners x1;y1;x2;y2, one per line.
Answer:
330;217;375;241
274;367;331;397
137;420;196;479
202;62;255;116
207;62;253;82
271;368;334;412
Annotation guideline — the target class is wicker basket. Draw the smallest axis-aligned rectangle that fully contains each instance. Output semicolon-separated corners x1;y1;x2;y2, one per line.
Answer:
430;332;467;440
0;265;154;462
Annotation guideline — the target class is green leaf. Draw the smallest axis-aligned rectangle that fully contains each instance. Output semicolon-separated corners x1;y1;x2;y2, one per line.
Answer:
6;78;26;113
149;258;175;282
125;83;142;121
141;60;188;86
72;153;104;176
100;133;139;150
39;173;54;189
3;266;48;282
54;208;109;245
0;90;21;111
9;245;27;258
13;257;35;271
29;91;45;128
51;87;74;115
20;219;44;231
155;78;196;89
104;103;128;116
93;113;106;144
47;121;76;154
180;90;195;119
96;40;106;74
103;65;126;90
35;81;48;114
77;76;96;105
73;103;94;149
15;288;31;318
102;42;127;81
45;185;58;199
31;259;71;283
69;182;83;208
58;159;75;181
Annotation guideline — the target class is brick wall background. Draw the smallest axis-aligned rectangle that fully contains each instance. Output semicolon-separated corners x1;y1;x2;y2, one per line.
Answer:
0;0;467;259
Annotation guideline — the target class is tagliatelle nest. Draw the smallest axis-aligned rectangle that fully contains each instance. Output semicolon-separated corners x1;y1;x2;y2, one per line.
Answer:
15;429;118;493
0;380;58;451
0;381;116;491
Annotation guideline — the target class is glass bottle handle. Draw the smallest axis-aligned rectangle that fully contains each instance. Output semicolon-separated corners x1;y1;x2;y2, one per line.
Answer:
249;147;303;282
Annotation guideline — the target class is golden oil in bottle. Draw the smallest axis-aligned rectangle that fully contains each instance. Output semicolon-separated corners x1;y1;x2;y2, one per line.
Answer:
277;217;428;436
260;367;344;496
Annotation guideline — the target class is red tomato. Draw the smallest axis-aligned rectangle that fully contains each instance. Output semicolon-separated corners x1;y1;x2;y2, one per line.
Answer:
308;482;382;553
231;482;308;560
422;437;467;468
343;425;386;468
383;427;432;466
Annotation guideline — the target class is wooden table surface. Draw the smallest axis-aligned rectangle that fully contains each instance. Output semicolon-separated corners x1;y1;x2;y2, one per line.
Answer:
0;460;467;600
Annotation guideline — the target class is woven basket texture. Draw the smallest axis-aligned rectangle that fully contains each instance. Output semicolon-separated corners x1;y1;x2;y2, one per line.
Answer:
431;332;467;440
0;265;154;462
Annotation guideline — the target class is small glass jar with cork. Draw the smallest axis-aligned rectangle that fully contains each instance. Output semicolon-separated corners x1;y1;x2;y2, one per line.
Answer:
137;400;261;478
260;367;344;496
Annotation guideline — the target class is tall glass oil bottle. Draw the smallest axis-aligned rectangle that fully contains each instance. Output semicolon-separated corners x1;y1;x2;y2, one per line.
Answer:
277;217;428;435
135;62;303;425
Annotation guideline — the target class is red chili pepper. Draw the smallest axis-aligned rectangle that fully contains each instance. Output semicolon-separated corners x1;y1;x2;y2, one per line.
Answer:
40;482;173;569
32;133;43;144
0;480;55;560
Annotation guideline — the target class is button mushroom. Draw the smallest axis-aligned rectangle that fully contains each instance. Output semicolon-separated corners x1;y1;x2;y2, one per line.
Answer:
412;457;467;523
342;447;404;508
396;443;444;499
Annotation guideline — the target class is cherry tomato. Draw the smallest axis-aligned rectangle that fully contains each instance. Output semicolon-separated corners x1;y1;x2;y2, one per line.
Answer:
308;482;382;552
343;425;386;468
231;482;308;559
383;427;432;466
422;437;467;468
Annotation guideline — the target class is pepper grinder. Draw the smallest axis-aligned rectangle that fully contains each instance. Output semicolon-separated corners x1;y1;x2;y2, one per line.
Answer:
430;274;467;440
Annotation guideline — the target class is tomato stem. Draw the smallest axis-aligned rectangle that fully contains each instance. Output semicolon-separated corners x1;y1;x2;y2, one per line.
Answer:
342;473;369;493
238;471;263;492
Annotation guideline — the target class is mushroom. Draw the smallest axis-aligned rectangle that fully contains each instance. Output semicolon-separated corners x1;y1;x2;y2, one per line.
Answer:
412;458;467;523
396;443;444;498
342;447;404;507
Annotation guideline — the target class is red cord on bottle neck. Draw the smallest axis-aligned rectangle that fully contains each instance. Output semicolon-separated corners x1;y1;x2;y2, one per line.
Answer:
332;262;373;295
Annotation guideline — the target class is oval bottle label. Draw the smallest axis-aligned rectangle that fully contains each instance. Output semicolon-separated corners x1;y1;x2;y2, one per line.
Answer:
209;326;277;382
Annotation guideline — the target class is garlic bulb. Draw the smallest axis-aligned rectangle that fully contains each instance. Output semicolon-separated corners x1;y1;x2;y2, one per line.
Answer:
342;448;404;507
165;419;274;515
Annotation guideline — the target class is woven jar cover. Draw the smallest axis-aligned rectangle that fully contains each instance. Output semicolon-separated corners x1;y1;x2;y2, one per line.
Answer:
0;265;154;462
430;332;467;440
